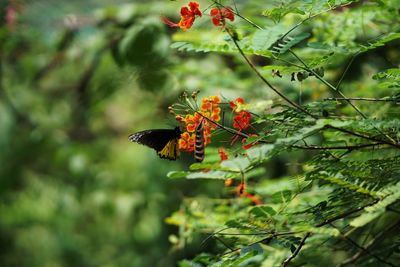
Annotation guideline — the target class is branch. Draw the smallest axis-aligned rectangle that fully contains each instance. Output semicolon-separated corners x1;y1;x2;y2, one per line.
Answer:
315;203;376;228
338;219;400;267
281;232;311;267
326;125;400;149
225;29;317;119
288;49;367;119
291;143;387;150
339;234;397;267
324;97;400;103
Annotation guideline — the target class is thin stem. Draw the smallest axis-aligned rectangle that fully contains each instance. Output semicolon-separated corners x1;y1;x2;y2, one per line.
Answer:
326;125;400;149
324;97;400;102
338;219;400;267
280;2;354;40
212;1;263;30
291;143;387;150
195;111;251;139
226;29;317;119
335;54;357;91
339;233;397;267
315;202;375;228
281;232;311;267
288;49;367;119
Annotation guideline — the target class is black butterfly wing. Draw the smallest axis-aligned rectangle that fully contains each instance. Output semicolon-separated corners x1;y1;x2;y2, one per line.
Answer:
157;139;180;160
128;127;182;160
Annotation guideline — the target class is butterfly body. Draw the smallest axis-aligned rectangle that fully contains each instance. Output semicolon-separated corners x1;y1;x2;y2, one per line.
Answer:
128;127;182;160
194;119;205;162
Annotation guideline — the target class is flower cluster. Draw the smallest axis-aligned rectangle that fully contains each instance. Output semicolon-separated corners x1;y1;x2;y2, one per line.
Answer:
163;1;235;31
177;96;221;152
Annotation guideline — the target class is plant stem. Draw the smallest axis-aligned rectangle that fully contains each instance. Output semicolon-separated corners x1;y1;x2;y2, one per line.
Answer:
226;29;317;119
281;232;311;267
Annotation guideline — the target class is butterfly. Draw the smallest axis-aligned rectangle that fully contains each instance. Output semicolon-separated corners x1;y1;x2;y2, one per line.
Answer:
128;127;182;160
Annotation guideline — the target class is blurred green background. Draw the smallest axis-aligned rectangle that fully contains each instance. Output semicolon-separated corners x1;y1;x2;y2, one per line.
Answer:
0;1;233;266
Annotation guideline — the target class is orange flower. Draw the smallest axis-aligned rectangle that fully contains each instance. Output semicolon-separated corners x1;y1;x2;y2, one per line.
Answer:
236;181;263;205
224;178;233;187
176;95;221;152
179;132;194;151
243;192;263;205
162;1;202;31
218;147;228;161
210;6;234;27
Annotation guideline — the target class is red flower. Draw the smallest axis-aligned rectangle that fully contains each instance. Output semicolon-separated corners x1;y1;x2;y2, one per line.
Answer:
218;147;228;161
229;97;245;112
162;1;202;31
210;6;234;27
233;111;251;130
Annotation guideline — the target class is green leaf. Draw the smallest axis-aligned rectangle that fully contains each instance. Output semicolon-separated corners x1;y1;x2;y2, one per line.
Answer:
167;171;191;179
220;157;251;172
271;32;311;54
292;225;340;237
359;33;400;53
252;26;285;52
270;190;292;203
250;205;277;217
262;6;305;23
373;68;400;81
186;170;235;180
189;162;232;171
350;182;400;227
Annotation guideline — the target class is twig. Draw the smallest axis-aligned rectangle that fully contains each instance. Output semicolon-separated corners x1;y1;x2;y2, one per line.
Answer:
326;125;400;149
213;235;236;252
315;203;375;228
291;143;387;150
288;49;367;119
338;219;400;267
335;54;357;91
324;97;400;102
281;232;311;267
339;234;397;267
226;29;317;119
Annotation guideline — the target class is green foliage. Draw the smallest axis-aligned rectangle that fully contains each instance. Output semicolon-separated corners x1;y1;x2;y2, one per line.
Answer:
164;0;400;266
2;0;400;267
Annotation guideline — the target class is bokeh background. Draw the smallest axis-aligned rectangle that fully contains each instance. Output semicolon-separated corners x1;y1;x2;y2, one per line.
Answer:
0;1;236;266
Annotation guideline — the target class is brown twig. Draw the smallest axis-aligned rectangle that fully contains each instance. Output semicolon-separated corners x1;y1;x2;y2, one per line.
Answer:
288;49;367;119
338;219;400;266
226;28;317;119
326;125;400;149
291;142;387;150
281;232;311;267
324;97;400;102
